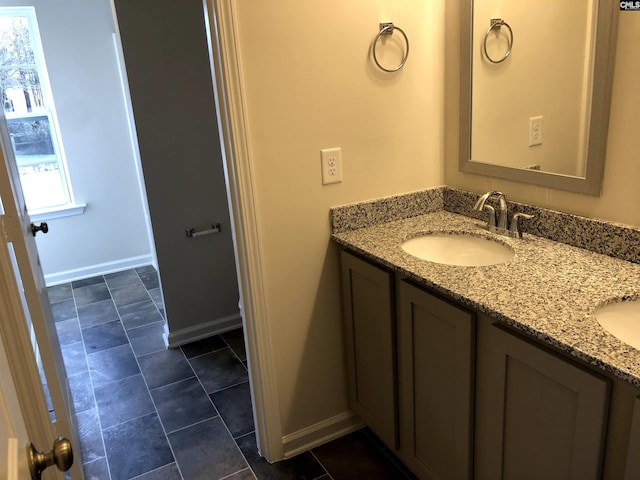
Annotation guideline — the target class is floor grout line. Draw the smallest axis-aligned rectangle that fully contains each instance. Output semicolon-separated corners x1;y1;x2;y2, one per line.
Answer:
207;378;251;396
309;450;333;480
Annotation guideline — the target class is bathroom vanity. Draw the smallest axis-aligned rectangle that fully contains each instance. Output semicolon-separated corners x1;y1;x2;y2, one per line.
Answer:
332;188;640;480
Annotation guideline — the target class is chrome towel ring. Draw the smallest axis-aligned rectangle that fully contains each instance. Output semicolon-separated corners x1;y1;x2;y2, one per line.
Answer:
482;18;513;64
373;22;409;73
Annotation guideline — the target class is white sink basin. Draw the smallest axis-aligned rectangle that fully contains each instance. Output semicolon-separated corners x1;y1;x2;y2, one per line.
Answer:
400;233;514;266
595;301;640;350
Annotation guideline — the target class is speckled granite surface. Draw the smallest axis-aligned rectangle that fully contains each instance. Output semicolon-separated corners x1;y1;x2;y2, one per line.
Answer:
330;187;445;234
331;189;640;388
444;187;640;264
331;186;640;264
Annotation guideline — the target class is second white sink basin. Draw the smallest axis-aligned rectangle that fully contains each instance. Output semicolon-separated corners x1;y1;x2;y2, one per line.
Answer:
400;233;514;266
595;300;640;350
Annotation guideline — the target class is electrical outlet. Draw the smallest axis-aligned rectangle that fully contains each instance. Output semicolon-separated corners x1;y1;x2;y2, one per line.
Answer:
529;116;543;146
321;147;342;185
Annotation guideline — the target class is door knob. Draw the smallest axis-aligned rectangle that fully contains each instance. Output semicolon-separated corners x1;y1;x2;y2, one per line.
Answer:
30;222;49;237
27;436;73;480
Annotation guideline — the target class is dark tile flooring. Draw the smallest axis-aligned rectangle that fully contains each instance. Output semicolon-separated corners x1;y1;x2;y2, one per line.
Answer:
48;266;415;480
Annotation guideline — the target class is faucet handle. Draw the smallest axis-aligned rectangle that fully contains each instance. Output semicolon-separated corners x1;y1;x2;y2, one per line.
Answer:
482;204;496;227
509;213;534;239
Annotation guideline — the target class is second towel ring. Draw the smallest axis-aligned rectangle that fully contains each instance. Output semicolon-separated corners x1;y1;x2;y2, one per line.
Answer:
373;22;409;72
482;18;513;64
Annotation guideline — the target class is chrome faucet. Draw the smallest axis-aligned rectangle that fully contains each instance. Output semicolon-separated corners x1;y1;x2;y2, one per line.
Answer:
473;191;534;239
473;191;508;230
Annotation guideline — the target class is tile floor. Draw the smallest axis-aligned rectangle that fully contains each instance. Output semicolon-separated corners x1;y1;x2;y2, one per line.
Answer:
48;266;415;480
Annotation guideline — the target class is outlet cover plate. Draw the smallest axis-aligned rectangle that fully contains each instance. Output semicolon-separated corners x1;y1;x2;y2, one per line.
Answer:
321;147;342;184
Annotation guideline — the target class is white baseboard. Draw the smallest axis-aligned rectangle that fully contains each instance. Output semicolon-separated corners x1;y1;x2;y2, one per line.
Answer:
166;312;242;347
281;410;364;459
44;254;155;286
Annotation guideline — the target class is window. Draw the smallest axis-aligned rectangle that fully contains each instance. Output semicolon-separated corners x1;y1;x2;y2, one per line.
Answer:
0;8;75;213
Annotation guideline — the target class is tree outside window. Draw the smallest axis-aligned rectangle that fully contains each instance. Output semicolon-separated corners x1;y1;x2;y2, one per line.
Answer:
0;9;74;212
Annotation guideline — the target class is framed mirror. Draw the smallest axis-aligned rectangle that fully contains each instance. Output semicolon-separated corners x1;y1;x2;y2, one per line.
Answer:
459;1;619;196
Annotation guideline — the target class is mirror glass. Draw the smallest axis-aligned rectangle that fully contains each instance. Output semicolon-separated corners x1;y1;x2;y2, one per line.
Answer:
459;0;618;195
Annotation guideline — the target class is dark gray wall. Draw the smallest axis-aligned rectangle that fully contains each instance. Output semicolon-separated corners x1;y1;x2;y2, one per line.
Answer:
114;0;240;340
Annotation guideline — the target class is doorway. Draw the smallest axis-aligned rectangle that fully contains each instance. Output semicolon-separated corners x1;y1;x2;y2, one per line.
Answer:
0;0;251;477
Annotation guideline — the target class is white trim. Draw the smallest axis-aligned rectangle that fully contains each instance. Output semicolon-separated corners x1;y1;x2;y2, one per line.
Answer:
282;411;364;459
205;0;284;462
110;24;158;270
165;312;242;348
7;437;20;480
43;254;154;286
29;203;86;222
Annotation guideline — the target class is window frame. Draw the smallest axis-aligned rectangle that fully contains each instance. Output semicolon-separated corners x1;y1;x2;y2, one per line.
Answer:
0;6;82;218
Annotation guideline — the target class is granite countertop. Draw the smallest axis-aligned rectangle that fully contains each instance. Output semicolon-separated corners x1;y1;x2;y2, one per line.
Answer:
332;209;640;388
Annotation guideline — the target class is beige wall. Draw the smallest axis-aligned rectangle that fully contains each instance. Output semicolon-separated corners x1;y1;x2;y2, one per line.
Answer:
232;1;638;441
233;1;444;435
448;10;640;228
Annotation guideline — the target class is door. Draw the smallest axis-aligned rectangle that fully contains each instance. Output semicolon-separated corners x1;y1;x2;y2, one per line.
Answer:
113;0;240;346
0;104;82;478
0;321;31;480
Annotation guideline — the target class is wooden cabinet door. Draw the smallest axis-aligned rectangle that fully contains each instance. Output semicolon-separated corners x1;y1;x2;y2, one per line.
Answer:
340;250;397;448
398;281;475;480
475;318;609;480
623;396;640;479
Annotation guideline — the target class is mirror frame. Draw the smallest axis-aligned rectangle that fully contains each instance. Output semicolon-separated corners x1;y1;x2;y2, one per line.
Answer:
459;1;619;196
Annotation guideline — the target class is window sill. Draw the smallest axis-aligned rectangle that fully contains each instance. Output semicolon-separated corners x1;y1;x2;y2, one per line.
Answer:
29;203;86;222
